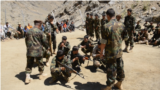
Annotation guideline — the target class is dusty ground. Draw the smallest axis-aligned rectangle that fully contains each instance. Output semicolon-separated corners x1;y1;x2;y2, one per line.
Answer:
1;30;160;90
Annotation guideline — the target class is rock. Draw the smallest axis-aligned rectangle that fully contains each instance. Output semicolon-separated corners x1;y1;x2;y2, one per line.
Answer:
151;7;157;11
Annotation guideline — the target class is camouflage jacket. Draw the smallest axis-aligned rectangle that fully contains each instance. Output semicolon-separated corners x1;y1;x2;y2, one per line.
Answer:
101;19;108;38
135;24;141;31
89;18;94;29
78;40;94;49
94;18;101;31
44;22;58;34
101;19;125;60
50;56;72;72
85;17;90;28
124;15;135;30
25;27;49;57
58;41;71;55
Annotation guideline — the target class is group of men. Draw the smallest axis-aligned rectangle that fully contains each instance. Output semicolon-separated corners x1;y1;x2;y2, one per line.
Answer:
24;7;159;90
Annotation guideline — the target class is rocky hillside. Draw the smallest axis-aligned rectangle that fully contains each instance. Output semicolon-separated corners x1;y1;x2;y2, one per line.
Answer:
1;1;160;29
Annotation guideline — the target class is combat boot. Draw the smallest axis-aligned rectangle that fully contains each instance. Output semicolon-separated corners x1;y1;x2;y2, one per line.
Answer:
101;86;112;90
114;81;123;90
123;46;129;53
129;46;133;52
25;74;33;83
39;71;47;80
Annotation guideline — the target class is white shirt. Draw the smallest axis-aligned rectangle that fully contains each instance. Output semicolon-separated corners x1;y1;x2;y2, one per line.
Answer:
3;25;14;33
92;45;105;58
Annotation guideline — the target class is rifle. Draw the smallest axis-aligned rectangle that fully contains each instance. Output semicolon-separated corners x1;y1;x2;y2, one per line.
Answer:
56;61;85;79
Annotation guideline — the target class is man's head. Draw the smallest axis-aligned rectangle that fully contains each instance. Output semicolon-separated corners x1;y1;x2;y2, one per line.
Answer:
67;19;69;22
48;14;51;18
116;15;121;21
49;16;54;22
150;22;153;25
87;13;89;17
102;11;106;19
90;13;93;18
62;36;67;43
98;41;101;48
6;22;8;26
127;9;132;16
72;46;79;54
106;8;115;21
18;23;21;27
84;35;89;42
56;50;65;60
95;14;99;19
71;21;74;24
24;26;27;29
34;20;42;29
28;23;30;26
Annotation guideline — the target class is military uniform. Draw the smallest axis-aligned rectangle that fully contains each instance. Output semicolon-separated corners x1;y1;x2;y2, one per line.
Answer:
147;24;154;33
150;30;160;45
101;18;108;39
101;19;125;87
45;21;58;52
85;14;90;35
58;41;71;55
50;55;72;82
143;22;149;28
88;14;94;38
124;15;136;47
94;15;101;41
25;27;49;74
134;24;141;41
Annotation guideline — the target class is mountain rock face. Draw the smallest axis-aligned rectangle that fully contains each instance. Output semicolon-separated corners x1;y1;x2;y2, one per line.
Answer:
1;1;160;28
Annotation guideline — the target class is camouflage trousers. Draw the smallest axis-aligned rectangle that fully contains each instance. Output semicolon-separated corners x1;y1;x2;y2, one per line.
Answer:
105;57;125;86
51;68;71;80
125;30;134;47
89;28;94;37
95;30;100;40
14;32;24;39
81;47;93;54
25;56;44;74
51;33;56;50
43;50;51;60
86;26;89;35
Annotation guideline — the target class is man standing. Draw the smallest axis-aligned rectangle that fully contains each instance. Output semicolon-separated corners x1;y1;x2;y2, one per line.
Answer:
89;13;94;41
45;16;59;54
123;9;136;53
58;36;71;56
50;50;72;83
85;13;90;35
101;12;108;39
3;22;14;39
100;8;125;90
94;14;101;42
25;20;49;83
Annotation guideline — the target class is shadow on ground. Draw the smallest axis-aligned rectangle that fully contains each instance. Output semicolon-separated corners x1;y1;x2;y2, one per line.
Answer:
15;71;39;84
85;65;106;73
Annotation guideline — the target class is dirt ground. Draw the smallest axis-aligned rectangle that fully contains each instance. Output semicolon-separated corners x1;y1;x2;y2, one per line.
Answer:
1;30;160;90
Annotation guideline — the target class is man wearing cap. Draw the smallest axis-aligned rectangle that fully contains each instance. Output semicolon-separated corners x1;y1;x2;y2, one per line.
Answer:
100;8;125;90
85;13;90;35
94;14;101;42
16;23;24;39
25;20;49;83
136;28;149;45
92;41;105;68
58;36;71;55
50;50;72;83
78;35;94;56
45;16;59;54
68;46;86;72
116;14;122;22
147;22;154;34
123;9;136;53
149;28;160;46
3;22;14;39
101;11;108;39
88;13;94;41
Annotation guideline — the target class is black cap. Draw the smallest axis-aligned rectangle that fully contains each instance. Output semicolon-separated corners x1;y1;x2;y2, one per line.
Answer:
87;13;89;15
102;12;106;16
72;46;79;51
98;41;101;45
90;13;93;16
56;50;64;57
49;16;54;19
62;36;67;40
127;9;132;12
84;35;89;39
95;14;98;16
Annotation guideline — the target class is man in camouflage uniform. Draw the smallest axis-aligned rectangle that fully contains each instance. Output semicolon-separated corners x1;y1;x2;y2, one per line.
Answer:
147;22;154;33
88;13;94;41
78;35;94;56
25;20;49;84
94;14;101;42
101;12;108;39
134;20;141;42
68;46;86;72
49;50;72;83
100;8;126;90
58;36;71;56
136;28;149;45
123;9;136;53
45;16;59;54
149;28;160;46
85;13;90;35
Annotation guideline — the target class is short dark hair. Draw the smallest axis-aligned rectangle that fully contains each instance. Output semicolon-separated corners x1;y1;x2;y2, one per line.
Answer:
127;9;132;12
106;8;115;18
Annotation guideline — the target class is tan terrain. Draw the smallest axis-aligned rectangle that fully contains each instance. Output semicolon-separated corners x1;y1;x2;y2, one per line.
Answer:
1;30;160;90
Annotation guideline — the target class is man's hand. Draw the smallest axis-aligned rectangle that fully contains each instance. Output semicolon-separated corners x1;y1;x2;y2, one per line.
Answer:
89;43;92;47
61;43;64;47
61;67;66;71
75;57;79;60
48;33;51;36
81;45;86;48
56;29;59;33
154;41;157;45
